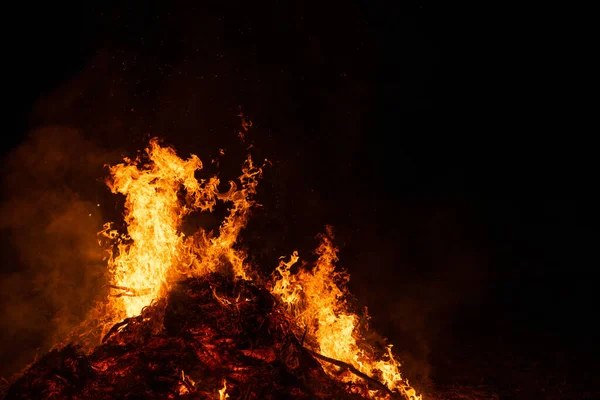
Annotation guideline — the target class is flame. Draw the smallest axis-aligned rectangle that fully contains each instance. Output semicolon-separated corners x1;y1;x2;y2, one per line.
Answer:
80;129;420;399
237;112;252;142
218;378;229;400
99;138;263;325
271;226;421;399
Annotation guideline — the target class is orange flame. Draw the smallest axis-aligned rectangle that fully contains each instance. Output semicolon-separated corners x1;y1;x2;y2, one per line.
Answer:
218;378;229;400
237;112;252;142
271;226;421;399
99;138;263;324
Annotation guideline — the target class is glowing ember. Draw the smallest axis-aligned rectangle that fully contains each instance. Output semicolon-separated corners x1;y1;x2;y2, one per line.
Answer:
237;112;252;142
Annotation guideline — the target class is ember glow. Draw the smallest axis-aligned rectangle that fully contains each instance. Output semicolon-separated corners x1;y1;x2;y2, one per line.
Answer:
81;136;420;399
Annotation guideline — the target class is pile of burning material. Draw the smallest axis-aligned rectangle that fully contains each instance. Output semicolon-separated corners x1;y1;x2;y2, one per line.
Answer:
4;272;397;399
2;135;422;399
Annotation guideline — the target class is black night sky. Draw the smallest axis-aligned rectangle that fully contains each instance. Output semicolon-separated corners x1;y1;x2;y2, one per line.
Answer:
1;2;596;398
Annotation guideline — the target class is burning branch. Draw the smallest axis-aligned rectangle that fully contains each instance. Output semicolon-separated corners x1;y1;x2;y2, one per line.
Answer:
108;285;151;297
179;370;196;394
303;348;399;398
101;318;130;343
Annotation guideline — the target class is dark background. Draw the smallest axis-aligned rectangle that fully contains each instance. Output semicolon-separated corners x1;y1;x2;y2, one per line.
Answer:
1;1;595;398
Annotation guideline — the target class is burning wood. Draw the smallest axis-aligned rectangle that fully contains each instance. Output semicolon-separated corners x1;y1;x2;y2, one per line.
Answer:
5;273;394;399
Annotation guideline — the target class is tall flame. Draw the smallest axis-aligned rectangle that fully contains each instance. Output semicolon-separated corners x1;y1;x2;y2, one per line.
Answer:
99;138;262;323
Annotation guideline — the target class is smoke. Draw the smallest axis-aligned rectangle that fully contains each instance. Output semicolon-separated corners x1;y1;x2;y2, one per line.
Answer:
0;6;480;393
340;203;491;388
0;127;118;378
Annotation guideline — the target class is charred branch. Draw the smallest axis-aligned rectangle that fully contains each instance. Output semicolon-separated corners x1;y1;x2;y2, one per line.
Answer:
107;285;151;297
101;318;130;343
303;348;398;398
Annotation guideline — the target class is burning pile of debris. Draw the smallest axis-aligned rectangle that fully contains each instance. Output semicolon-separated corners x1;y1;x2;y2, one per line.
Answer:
4;272;397;399
2;136;425;400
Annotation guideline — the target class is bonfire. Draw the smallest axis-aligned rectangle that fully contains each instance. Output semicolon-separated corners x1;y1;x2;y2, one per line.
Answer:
3;134;422;399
